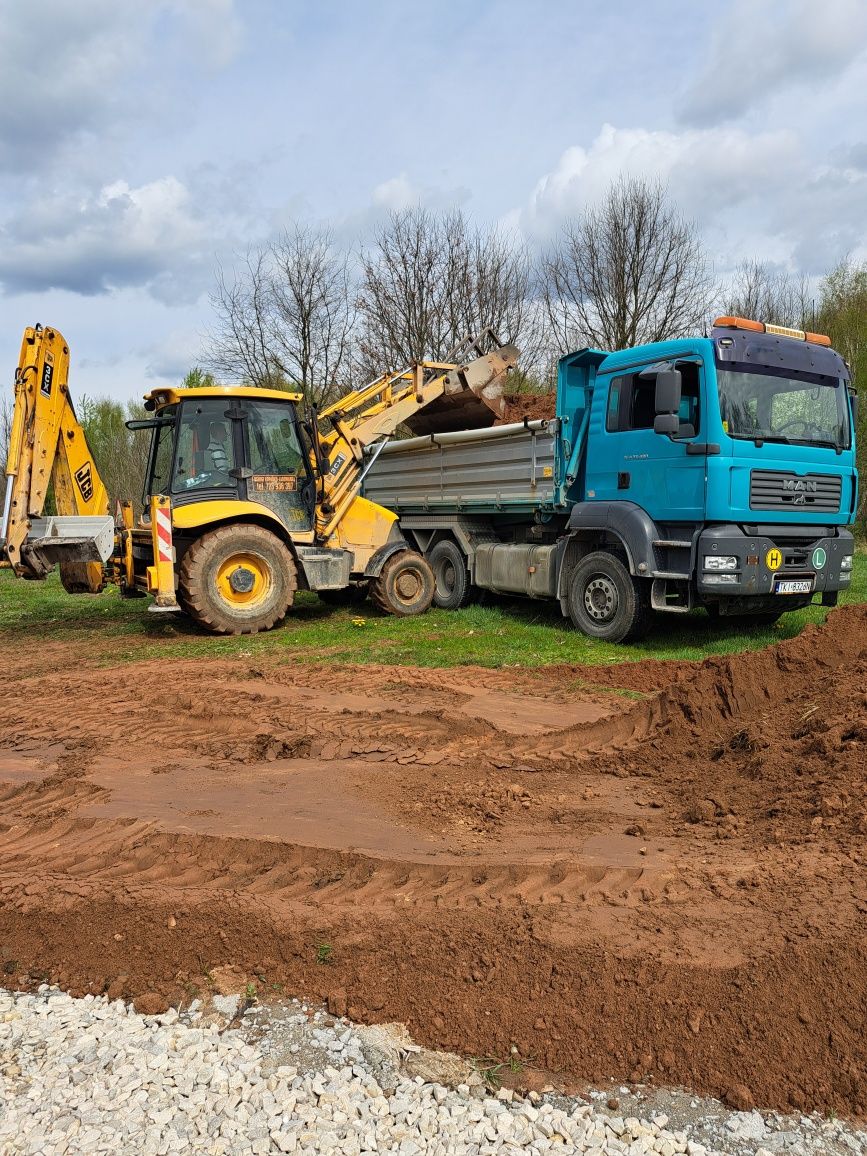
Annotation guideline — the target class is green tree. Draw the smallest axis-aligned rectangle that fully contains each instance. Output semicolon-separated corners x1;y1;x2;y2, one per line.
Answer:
180;367;218;390
77;397;150;514
816;258;867;533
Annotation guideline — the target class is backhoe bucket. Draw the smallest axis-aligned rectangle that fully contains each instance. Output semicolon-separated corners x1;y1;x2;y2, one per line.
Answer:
405;343;519;437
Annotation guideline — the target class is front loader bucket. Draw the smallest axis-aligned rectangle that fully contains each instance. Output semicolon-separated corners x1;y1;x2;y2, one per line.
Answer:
405;343;519;437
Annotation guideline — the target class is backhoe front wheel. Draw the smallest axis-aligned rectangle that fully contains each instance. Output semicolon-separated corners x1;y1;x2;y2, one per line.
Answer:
369;551;435;617
178;524;297;635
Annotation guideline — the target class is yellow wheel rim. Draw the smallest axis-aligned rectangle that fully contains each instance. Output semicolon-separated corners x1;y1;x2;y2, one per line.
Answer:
215;552;272;608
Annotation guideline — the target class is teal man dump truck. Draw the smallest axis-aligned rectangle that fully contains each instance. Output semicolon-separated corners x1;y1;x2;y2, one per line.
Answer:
362;316;858;642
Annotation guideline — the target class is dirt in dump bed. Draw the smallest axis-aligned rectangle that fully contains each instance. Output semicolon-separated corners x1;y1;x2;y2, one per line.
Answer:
0;605;864;1117
496;390;557;425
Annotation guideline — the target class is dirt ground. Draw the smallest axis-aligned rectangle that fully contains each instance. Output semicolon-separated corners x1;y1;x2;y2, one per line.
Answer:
0;605;864;1116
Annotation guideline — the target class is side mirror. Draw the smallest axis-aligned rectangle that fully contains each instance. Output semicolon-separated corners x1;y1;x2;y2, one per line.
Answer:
654;413;680;436
848;387;858;430
655;369;682;415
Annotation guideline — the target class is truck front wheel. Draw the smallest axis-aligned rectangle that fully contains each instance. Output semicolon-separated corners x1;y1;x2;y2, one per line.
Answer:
428;539;473;610
567;551;651;643
178;524;297;635
369;551;435;617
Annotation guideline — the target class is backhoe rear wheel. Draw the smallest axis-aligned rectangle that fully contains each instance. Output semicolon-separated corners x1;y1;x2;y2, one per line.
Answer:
178;524;296;635
369;551;435;617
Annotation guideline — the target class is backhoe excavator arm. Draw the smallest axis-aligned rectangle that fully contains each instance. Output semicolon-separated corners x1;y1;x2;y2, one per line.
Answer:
313;331;518;543
2;325;113;589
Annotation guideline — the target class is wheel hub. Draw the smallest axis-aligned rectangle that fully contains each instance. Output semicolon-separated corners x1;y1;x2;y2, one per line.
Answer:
215;551;271;608
436;560;456;594
396;571;421;600
584;576;618;622
229;566;256;594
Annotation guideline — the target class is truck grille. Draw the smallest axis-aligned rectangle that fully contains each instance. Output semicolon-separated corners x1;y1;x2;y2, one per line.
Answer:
749;470;841;513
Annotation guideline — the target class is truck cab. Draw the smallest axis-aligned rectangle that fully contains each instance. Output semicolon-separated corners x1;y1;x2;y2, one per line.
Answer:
564;317;857;628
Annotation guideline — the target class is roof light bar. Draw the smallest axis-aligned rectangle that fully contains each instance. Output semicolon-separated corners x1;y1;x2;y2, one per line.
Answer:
713;316;831;347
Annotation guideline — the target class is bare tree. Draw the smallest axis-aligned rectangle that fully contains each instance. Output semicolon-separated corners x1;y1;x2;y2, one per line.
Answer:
205;225;355;407
357;208;543;377
541;176;713;354
723;260;812;328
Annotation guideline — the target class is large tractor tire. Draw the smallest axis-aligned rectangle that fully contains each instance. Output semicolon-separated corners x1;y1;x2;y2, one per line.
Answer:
178;524;297;635
369;551;435;617
428;539;474;610
567;550;651;643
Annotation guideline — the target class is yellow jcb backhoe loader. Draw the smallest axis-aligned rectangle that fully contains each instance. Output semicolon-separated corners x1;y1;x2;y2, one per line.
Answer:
2;324;517;634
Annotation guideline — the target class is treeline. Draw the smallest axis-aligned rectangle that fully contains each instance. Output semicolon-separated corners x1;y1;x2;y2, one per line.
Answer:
3;176;863;529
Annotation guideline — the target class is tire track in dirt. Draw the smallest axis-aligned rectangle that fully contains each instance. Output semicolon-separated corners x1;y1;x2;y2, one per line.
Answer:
0;605;864;1114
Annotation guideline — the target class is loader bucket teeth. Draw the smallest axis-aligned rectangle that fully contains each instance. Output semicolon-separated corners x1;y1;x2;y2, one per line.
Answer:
405;344;519;437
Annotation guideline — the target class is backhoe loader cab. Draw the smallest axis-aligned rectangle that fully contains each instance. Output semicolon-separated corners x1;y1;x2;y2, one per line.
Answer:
140;387;314;533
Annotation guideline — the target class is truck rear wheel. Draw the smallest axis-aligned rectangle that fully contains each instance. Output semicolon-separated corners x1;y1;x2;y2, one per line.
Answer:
178;524;297;635
567;551;651;643
369;551;435;617
428;539;473;610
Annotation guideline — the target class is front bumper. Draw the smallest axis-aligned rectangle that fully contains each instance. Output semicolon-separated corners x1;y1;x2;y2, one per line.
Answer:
696;524;854;601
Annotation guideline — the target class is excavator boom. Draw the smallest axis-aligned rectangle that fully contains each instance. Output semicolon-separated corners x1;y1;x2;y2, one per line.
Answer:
2;325;113;589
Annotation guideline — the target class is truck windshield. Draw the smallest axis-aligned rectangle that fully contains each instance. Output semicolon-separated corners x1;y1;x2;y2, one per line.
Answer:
716;365;850;450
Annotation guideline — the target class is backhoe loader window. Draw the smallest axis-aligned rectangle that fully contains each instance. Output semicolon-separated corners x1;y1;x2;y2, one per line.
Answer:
171;399;236;493
245;401;305;475
147;408;177;496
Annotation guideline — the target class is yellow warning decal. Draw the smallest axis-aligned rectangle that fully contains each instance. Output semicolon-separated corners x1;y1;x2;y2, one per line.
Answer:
766;547;782;571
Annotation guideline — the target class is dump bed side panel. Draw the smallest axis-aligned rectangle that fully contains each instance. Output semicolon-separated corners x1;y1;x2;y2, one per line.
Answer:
362;420;557;514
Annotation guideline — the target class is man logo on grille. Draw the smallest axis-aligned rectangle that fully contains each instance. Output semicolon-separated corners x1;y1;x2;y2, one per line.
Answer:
75;463;94;502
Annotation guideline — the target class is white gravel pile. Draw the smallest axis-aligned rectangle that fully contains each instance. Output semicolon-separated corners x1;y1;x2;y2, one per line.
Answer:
0;987;863;1156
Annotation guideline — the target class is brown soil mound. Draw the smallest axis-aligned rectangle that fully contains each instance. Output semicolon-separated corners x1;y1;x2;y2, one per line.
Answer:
0;606;864;1115
497;390;557;425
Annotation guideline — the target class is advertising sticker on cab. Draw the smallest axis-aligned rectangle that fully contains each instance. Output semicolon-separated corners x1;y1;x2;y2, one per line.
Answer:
765;548;782;572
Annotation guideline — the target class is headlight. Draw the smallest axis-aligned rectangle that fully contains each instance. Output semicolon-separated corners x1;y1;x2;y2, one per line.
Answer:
703;555;738;571
841;555;854;571
703;573;739;585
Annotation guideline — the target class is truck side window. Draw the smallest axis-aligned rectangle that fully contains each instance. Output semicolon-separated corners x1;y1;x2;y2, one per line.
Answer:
606;374;656;431
606;381;621;431
606;362;700;436
673;363;700;439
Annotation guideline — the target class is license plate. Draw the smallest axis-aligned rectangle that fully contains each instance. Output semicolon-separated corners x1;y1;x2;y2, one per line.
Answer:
774;577;814;595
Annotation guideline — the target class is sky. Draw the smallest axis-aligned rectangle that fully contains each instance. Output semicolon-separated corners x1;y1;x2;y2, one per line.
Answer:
1;0;866;402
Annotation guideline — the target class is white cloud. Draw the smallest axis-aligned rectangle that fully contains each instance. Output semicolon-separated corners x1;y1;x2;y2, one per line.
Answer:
0;0;243;173
523;123;800;231
0;177;209;299
372;175;423;211
520;122;867;276
0;0;144;172
172;0;244;68
680;0;867;125
143;328;206;381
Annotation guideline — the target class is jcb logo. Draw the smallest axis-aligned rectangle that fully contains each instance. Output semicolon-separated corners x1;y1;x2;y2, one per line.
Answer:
75;463;94;502
40;362;53;397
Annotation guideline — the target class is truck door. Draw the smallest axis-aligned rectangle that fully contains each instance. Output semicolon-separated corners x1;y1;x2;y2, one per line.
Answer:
591;359;706;523
239;398;315;532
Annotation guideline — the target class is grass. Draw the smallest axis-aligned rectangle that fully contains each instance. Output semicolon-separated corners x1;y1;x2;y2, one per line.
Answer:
0;551;864;671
